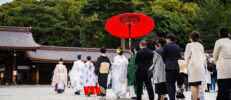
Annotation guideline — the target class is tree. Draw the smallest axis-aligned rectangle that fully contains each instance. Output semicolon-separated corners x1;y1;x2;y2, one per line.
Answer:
2;0;228;50
192;0;228;49
54;0;95;46
0;0;93;47
0;0;72;46
0;0;37;25
144;11;193;50
80;0;136;48
135;0;196;50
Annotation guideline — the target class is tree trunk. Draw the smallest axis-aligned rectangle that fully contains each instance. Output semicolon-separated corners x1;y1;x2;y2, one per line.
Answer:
121;38;126;49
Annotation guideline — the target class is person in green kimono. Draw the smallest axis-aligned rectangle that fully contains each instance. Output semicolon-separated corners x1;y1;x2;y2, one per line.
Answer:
127;47;138;99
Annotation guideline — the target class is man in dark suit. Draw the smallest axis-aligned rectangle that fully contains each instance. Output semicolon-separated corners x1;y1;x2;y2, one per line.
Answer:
135;40;154;100
162;33;181;100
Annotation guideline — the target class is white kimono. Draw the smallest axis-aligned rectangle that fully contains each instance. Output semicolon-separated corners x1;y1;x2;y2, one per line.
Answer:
107;71;112;87
112;55;128;98
70;60;85;92
84;61;96;87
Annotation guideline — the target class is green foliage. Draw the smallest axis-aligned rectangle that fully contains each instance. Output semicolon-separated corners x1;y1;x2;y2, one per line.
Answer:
80;0;136;48
134;0;196;50
192;0;231;49
0;0;230;50
0;1;70;46
0;0;91;47
181;2;200;21
144;11;193;50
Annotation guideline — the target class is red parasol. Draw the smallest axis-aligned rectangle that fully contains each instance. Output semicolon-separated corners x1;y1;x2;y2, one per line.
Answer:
105;13;155;39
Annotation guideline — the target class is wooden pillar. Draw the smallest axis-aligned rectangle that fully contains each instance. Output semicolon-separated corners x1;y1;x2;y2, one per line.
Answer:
31;65;36;84
30;65;34;84
36;66;39;84
32;71;35;84
121;38;126;49
12;53;17;85
4;55;11;85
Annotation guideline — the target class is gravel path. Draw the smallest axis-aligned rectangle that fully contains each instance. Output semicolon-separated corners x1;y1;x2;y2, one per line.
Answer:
0;85;217;100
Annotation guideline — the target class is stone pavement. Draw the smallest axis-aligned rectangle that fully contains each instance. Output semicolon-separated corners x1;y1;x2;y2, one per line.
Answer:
0;85;217;100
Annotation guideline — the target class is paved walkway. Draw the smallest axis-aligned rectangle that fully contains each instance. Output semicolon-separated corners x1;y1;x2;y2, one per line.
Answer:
0;85;217;100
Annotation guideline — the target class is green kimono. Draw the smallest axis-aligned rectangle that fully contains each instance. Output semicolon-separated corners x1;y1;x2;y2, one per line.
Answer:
127;54;136;85
127;54;137;94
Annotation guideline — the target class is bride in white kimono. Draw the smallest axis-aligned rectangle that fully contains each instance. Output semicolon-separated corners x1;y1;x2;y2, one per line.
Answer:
52;58;67;94
112;48;128;99
69;55;85;95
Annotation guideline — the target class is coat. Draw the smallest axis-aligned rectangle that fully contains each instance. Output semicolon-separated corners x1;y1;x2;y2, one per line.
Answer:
185;42;205;82
153;47;166;84
162;42;181;70
213;38;231;79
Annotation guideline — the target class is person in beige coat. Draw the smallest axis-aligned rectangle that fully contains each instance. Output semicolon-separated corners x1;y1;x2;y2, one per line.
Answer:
213;26;231;100
185;31;205;100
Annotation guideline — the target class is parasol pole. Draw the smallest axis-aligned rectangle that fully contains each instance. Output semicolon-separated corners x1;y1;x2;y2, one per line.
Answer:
128;15;131;49
129;26;131;49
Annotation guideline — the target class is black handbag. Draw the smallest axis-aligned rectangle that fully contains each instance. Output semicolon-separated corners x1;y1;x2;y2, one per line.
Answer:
147;65;154;78
147;54;157;78
135;65;138;73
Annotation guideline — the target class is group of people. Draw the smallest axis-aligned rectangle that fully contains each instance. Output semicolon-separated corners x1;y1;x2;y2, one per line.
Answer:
51;55;101;96
51;26;231;100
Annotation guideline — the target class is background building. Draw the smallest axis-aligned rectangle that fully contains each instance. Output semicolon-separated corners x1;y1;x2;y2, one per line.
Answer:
0;26;129;85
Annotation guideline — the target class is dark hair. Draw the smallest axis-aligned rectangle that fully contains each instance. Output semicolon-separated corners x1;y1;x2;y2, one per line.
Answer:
219;26;229;38
209;60;215;66
87;56;91;60
140;40;147;47
77;55;81;60
117;47;123;55
190;31;200;42
100;47;106;53
166;33;176;41
59;58;63;62
154;42;159;48
199;40;204;45
132;43;140;51
131;47;136;54
131;44;139;54
156;38;166;47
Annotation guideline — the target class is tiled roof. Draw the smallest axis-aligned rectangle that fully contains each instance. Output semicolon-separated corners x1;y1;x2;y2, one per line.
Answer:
27;46;130;63
0;26;40;50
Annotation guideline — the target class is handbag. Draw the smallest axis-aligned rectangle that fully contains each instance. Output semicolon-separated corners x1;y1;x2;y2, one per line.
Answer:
148;53;158;78
205;66;211;84
178;60;187;73
147;64;154;78
135;65;138;72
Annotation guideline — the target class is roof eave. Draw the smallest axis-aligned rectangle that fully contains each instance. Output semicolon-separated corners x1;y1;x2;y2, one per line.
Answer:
29;57;95;63
0;46;41;51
